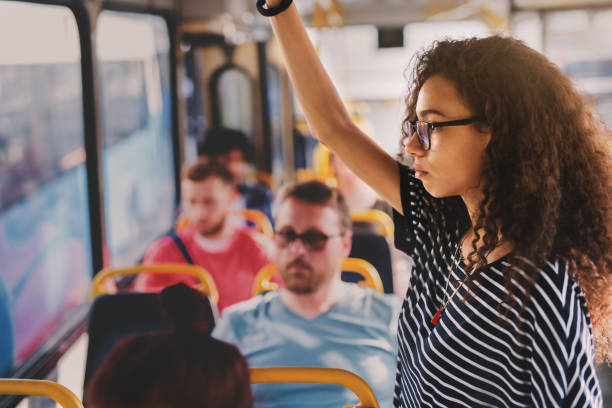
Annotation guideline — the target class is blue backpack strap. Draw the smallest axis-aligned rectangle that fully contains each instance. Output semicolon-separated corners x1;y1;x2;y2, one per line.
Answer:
170;233;195;265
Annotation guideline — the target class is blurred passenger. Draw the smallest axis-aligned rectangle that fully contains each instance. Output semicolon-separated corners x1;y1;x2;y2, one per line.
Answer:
330;152;391;218
214;180;401;408
199;128;274;219
86;283;253;408
331;152;412;297
134;160;275;312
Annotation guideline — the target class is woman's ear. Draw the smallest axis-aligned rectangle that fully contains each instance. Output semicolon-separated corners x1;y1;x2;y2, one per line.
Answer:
478;125;492;149
476;122;492;146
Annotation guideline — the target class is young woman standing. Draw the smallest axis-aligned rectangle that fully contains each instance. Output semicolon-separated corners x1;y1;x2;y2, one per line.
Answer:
256;1;611;406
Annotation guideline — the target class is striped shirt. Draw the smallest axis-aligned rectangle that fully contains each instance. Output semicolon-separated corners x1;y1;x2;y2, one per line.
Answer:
392;164;602;407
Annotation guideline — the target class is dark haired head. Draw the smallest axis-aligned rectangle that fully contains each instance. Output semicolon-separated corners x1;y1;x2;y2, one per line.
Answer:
198;128;253;162
274;180;352;233
85;284;253;408
401;35;611;363
181;159;235;185
159;282;214;334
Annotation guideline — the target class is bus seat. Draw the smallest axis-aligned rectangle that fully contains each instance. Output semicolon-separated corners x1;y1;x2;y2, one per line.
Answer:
90;264;219;303
0;379;84;408
349;232;394;294
249;367;380;408
254;171;274;189
350;210;394;241
239;209;274;237
252;258;384;297
175;209;274;237
83;290;217;389
295;169;317;182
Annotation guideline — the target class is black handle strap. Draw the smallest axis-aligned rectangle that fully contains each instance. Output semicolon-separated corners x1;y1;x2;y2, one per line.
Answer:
170;233;195;265
256;0;293;17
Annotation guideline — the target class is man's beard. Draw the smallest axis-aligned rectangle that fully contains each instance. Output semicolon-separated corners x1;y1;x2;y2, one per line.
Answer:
280;258;322;294
197;217;226;237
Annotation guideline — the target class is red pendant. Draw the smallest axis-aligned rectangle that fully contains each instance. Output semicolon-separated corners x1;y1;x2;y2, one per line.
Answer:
431;308;443;325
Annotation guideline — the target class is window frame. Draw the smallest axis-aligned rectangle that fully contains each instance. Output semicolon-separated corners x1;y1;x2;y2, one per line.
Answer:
0;1;180;403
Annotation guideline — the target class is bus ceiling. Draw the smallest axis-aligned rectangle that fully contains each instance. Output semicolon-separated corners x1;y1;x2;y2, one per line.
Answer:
125;0;612;27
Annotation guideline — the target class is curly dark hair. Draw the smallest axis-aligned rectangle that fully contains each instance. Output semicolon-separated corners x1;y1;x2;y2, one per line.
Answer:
400;35;612;364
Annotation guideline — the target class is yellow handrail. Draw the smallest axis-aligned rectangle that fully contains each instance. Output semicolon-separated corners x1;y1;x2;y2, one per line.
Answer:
254;171;274;188
313;143;336;186
0;379;84;408
251;264;280;297
341;258;384;294
295;169;317;182
240;209;274;237
249;367;380;408
90;264;219;303
252;258;383;296
350;209;394;241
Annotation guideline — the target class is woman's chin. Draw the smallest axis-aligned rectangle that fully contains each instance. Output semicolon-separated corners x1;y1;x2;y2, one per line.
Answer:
421;182;455;199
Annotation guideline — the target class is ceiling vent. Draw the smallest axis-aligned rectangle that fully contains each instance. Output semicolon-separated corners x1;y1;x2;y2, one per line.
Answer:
377;26;404;49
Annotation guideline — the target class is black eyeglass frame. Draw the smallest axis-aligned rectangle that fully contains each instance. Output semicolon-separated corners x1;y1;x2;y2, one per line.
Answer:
274;229;345;252
406;117;485;150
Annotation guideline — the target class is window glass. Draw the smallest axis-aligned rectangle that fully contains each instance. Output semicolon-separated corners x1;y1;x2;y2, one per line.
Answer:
513;9;612;128
267;64;285;181
217;68;256;144
0;1;91;375
97;11;175;267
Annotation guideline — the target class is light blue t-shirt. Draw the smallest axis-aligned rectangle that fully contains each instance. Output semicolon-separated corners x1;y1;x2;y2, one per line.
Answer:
213;283;401;408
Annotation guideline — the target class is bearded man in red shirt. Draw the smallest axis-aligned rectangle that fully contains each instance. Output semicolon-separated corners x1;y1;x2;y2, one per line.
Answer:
134;160;275;312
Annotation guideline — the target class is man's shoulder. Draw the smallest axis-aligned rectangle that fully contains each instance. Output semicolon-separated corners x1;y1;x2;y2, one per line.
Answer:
220;290;279;324
340;284;402;321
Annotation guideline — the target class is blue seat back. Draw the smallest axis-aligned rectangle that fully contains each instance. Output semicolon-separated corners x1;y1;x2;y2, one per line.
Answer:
347;232;393;294
84;292;216;390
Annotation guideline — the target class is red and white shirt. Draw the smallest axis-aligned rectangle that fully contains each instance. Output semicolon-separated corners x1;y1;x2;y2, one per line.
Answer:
134;225;277;312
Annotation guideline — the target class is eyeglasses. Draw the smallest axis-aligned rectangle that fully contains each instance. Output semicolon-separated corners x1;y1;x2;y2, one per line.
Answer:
404;117;484;150
275;228;344;251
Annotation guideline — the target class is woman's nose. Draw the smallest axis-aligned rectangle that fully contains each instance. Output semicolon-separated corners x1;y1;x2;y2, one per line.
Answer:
404;132;425;158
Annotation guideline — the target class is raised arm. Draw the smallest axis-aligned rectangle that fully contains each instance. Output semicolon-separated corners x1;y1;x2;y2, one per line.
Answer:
265;0;403;213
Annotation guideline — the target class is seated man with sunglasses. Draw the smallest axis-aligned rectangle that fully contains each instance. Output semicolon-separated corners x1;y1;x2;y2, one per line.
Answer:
213;180;401;408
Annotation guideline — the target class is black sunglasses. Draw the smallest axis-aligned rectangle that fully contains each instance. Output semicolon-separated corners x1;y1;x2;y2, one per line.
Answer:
405;117;484;150
275;228;344;251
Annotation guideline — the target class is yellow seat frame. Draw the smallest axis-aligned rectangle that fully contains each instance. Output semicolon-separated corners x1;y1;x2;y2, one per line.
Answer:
0;379;83;408
250;367;380;408
90;263;219;303
251;257;384;297
350;209;394;241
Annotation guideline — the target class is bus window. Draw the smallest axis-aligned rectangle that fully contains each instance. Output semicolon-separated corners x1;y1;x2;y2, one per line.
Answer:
267;64;285;182
96;11;176;267
213;66;256;145
0;1;91;376
514;8;612;129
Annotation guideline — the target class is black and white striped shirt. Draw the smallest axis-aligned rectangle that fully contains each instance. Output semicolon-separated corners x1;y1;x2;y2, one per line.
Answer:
392;164;602;407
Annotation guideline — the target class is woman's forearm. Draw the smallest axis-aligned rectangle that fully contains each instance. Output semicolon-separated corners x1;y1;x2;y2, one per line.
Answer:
265;1;402;212
268;2;352;142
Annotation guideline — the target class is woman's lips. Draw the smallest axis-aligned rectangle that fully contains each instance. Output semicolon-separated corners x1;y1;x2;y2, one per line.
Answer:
414;168;428;178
